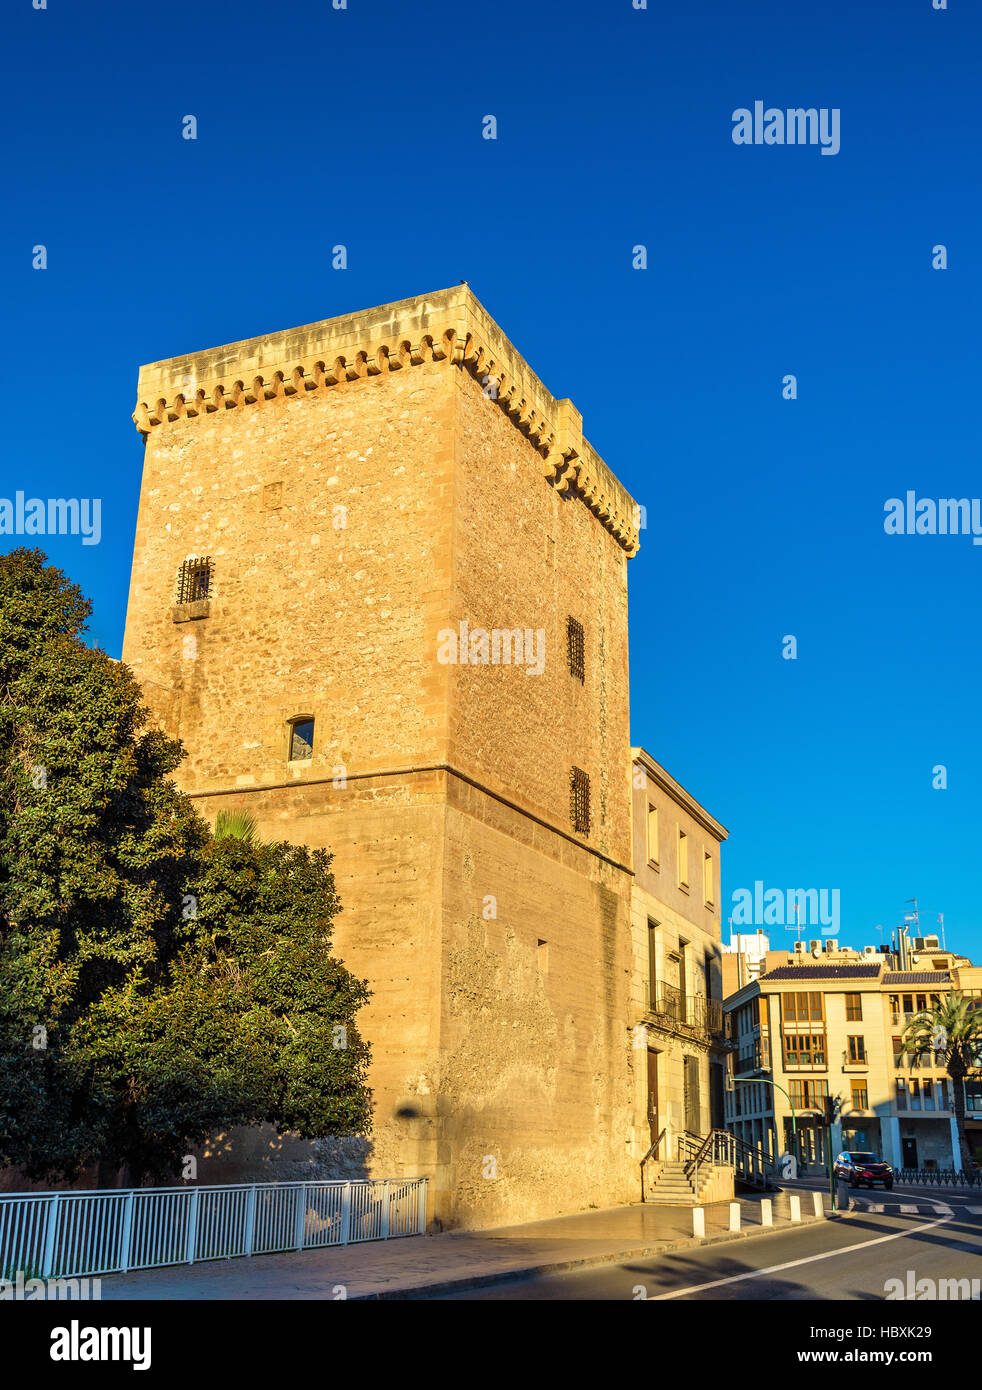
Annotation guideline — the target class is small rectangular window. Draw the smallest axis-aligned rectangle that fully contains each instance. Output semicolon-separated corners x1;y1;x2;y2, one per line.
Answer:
647;805;659;864
289;718;314;761
845;993;863;1021
647;920;658;1008
847;1035;866;1064
677;829;688;889
851;1081;868;1110
566;616;585;682
177;556;213;605
570;767;591;834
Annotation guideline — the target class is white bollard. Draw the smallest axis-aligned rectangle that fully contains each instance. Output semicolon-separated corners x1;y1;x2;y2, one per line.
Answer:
692;1207;706;1238
813;1191;824;1218
760;1198;773;1226
729;1202;741;1232
789;1194;801;1223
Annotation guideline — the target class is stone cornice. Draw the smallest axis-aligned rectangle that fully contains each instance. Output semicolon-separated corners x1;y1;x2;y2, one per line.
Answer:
632;746;729;842
133;284;640;555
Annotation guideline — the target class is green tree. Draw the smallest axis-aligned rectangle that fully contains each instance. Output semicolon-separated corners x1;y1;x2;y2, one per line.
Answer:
0;548;371;1185
214;808;259;845
901;991;982;1170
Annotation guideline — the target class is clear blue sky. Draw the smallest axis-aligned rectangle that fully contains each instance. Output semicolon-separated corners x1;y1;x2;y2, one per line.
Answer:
3;0;979;958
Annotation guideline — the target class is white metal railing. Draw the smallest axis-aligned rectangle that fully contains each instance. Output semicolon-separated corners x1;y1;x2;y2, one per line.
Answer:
0;1178;427;1280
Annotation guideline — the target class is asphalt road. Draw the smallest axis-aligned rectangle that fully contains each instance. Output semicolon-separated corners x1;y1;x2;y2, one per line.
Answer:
429;1199;982;1300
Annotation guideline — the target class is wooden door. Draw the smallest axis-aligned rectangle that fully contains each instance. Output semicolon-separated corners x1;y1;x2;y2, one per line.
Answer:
647;1048;660;1148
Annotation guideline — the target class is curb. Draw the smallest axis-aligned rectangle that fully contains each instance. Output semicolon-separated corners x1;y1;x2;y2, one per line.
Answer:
351;1208;843;1300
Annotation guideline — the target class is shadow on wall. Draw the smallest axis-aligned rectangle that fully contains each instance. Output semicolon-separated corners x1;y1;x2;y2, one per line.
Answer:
189;1126;374;1186
0;1130;374;1194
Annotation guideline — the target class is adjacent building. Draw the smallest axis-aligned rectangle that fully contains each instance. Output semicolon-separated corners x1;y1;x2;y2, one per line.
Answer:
630;750;728;1159
721;930;771;997
725;938;982;1173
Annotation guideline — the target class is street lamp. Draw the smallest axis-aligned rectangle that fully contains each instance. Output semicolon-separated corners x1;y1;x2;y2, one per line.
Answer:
727;1074;799;1176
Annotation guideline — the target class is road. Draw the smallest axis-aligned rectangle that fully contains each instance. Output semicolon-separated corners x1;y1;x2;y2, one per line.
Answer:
430;1195;982;1300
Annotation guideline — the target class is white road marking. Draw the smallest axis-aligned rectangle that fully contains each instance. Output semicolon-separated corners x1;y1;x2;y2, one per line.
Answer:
866;1203;884;1214
968;1207;982;1215
900;1204;919;1214
932;1205;954;1216
647;1214;953;1300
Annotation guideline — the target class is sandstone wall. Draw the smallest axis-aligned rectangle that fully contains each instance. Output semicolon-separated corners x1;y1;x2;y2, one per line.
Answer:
121;292;642;1229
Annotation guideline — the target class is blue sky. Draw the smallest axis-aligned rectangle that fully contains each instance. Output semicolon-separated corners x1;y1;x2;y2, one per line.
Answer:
3;0;979;958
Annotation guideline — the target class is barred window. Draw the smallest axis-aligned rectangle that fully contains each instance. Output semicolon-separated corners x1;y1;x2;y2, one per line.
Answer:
566;616;585;682
176;556;213;605
570;766;591;834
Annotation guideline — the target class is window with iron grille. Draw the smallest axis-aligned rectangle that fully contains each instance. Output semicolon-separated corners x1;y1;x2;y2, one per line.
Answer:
566;616;585;682
570;766;591;834
176;557;213;605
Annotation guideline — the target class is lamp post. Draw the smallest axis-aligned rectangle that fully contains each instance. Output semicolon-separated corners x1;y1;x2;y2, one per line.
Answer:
729;1075;798;1175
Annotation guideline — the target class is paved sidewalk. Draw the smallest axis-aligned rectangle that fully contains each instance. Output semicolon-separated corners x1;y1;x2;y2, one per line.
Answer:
98;1188;833;1301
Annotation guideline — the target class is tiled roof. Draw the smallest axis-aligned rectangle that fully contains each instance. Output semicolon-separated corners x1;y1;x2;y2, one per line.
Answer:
761;964;882;981
882;971;951;985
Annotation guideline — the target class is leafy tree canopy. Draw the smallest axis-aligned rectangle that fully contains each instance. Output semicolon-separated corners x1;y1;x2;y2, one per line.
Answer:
0;548;371;1185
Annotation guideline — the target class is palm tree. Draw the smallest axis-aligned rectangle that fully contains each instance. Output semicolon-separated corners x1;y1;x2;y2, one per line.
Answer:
213;809;260;844
901;991;982;1171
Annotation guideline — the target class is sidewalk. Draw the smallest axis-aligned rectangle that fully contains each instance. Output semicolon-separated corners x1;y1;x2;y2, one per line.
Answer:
98;1188;834;1301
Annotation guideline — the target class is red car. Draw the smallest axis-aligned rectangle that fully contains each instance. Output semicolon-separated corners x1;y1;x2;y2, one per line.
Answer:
833;1151;894;1189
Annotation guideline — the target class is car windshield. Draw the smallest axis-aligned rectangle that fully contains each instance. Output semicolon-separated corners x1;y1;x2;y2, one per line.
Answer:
850;1153;881;1164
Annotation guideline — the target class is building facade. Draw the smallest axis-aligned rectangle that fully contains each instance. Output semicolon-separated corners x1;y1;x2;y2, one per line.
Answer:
724;940;982;1173
721;930;771;997
630;750;728;1161
122;285;729;1227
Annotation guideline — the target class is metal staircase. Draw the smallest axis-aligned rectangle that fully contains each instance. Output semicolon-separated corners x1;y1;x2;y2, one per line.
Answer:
641;1128;774;1203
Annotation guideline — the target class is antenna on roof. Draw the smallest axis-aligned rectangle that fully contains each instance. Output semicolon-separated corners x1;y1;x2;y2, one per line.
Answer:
785;901;805;945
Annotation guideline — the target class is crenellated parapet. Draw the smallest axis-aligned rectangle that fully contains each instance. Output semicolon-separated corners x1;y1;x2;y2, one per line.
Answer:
133;284;640;555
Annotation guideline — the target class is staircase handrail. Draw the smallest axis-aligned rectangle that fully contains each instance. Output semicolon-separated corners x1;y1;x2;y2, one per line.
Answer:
639;1128;668;1203
641;1128;667;1168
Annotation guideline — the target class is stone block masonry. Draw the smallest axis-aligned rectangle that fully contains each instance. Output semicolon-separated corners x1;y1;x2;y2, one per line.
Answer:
123;284;642;1229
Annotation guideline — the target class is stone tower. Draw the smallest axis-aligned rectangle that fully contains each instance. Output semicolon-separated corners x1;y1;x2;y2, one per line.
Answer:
122;285;641;1228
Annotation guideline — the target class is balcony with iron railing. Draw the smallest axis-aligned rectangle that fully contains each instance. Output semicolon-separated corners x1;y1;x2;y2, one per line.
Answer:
647;982;723;1040
891;1008;945;1028
893;1050;943;1070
